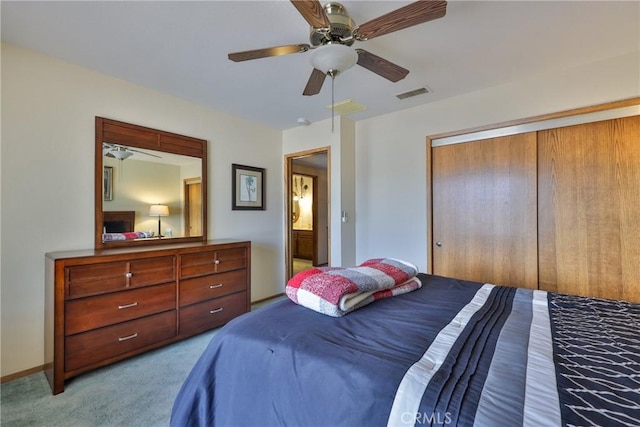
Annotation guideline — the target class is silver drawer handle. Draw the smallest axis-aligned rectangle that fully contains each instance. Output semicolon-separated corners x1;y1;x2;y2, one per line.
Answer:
118;333;138;342
213;259;220;265
125;272;133;278
209;284;223;289
209;307;224;314
118;302;138;309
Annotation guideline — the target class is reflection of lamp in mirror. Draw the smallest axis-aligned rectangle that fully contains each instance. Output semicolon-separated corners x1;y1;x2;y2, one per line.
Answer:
149;204;169;237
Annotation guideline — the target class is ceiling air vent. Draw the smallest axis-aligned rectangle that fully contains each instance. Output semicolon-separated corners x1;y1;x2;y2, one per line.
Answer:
396;87;429;100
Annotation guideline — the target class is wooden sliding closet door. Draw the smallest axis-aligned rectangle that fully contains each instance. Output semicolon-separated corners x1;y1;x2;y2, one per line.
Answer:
538;116;640;302
432;132;538;289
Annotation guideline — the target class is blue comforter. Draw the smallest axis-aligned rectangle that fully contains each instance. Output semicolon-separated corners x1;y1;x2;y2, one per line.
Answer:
171;273;640;426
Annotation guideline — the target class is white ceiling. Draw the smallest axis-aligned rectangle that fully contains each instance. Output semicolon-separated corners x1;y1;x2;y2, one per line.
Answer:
2;1;639;130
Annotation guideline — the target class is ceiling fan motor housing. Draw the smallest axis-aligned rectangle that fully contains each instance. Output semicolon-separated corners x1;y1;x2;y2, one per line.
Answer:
309;2;356;46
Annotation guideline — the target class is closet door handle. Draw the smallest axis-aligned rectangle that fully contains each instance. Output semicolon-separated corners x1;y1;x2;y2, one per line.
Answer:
213;259;221;265
435;241;443;247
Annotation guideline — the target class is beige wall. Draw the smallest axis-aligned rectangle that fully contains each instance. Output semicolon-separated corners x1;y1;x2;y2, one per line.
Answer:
0;43;285;377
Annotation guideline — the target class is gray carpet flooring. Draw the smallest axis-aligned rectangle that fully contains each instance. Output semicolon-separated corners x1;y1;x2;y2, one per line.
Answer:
1;299;283;426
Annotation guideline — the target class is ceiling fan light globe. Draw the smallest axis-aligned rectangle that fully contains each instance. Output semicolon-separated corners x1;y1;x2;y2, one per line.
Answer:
310;44;358;75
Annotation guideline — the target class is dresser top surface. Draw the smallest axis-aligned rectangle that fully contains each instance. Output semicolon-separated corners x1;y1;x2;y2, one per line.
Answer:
46;239;250;261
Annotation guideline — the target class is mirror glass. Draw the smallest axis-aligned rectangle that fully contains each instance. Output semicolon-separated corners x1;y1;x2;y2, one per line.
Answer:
102;145;202;241
95;117;207;248
292;174;313;230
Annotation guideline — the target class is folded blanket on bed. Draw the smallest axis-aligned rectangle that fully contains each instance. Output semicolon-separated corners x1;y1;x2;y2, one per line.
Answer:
102;231;149;241
286;258;421;317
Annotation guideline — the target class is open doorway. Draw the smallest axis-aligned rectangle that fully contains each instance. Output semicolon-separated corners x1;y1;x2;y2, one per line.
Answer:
285;148;330;280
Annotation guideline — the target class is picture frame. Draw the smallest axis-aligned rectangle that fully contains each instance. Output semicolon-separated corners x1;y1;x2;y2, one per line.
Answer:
232;164;265;210
103;166;113;201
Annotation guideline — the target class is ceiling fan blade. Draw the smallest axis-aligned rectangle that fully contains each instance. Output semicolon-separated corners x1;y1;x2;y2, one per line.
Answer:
356;49;409;82
291;0;331;29
228;44;310;62
356;0;447;41
128;148;162;158
303;68;327;96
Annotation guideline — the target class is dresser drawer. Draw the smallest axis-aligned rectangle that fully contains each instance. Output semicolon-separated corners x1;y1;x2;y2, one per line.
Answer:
65;283;176;335
179;292;247;336
66;256;175;299
181;248;246;278
65;310;176;372
129;256;176;288
179;269;246;307
66;261;128;298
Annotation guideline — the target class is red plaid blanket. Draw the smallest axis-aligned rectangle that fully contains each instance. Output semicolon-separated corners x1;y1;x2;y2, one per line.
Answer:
102;232;149;241
286;258;421;317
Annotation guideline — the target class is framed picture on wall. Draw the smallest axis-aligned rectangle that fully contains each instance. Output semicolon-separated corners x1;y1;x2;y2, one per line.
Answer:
232;164;265;210
103;166;113;201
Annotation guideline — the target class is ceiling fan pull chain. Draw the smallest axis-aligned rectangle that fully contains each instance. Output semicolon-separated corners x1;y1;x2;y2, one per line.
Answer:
331;74;335;133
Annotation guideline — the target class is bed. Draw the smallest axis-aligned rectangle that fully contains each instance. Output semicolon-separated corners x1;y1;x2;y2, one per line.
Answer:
171;272;640;426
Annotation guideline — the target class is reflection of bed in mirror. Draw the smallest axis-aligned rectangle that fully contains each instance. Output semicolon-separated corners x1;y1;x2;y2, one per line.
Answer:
102;210;151;242
103;211;135;233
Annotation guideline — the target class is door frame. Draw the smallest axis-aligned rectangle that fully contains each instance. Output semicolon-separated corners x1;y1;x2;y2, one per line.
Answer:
285;147;330;280
183;177;202;237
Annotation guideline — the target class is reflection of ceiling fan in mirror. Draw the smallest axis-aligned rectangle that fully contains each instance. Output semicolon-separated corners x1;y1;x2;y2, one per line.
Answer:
228;0;447;95
103;143;162;161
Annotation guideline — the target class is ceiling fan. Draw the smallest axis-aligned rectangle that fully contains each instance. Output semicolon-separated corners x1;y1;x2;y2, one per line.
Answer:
103;143;162;161
228;0;447;96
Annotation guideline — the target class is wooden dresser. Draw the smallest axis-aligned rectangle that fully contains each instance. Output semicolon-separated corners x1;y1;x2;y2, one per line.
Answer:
45;240;250;394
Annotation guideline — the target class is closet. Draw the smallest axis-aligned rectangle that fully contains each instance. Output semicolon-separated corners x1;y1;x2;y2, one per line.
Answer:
432;132;538;290
537;117;640;301
429;100;640;302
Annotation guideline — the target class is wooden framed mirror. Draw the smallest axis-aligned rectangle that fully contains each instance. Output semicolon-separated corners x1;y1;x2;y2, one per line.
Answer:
95;117;207;249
